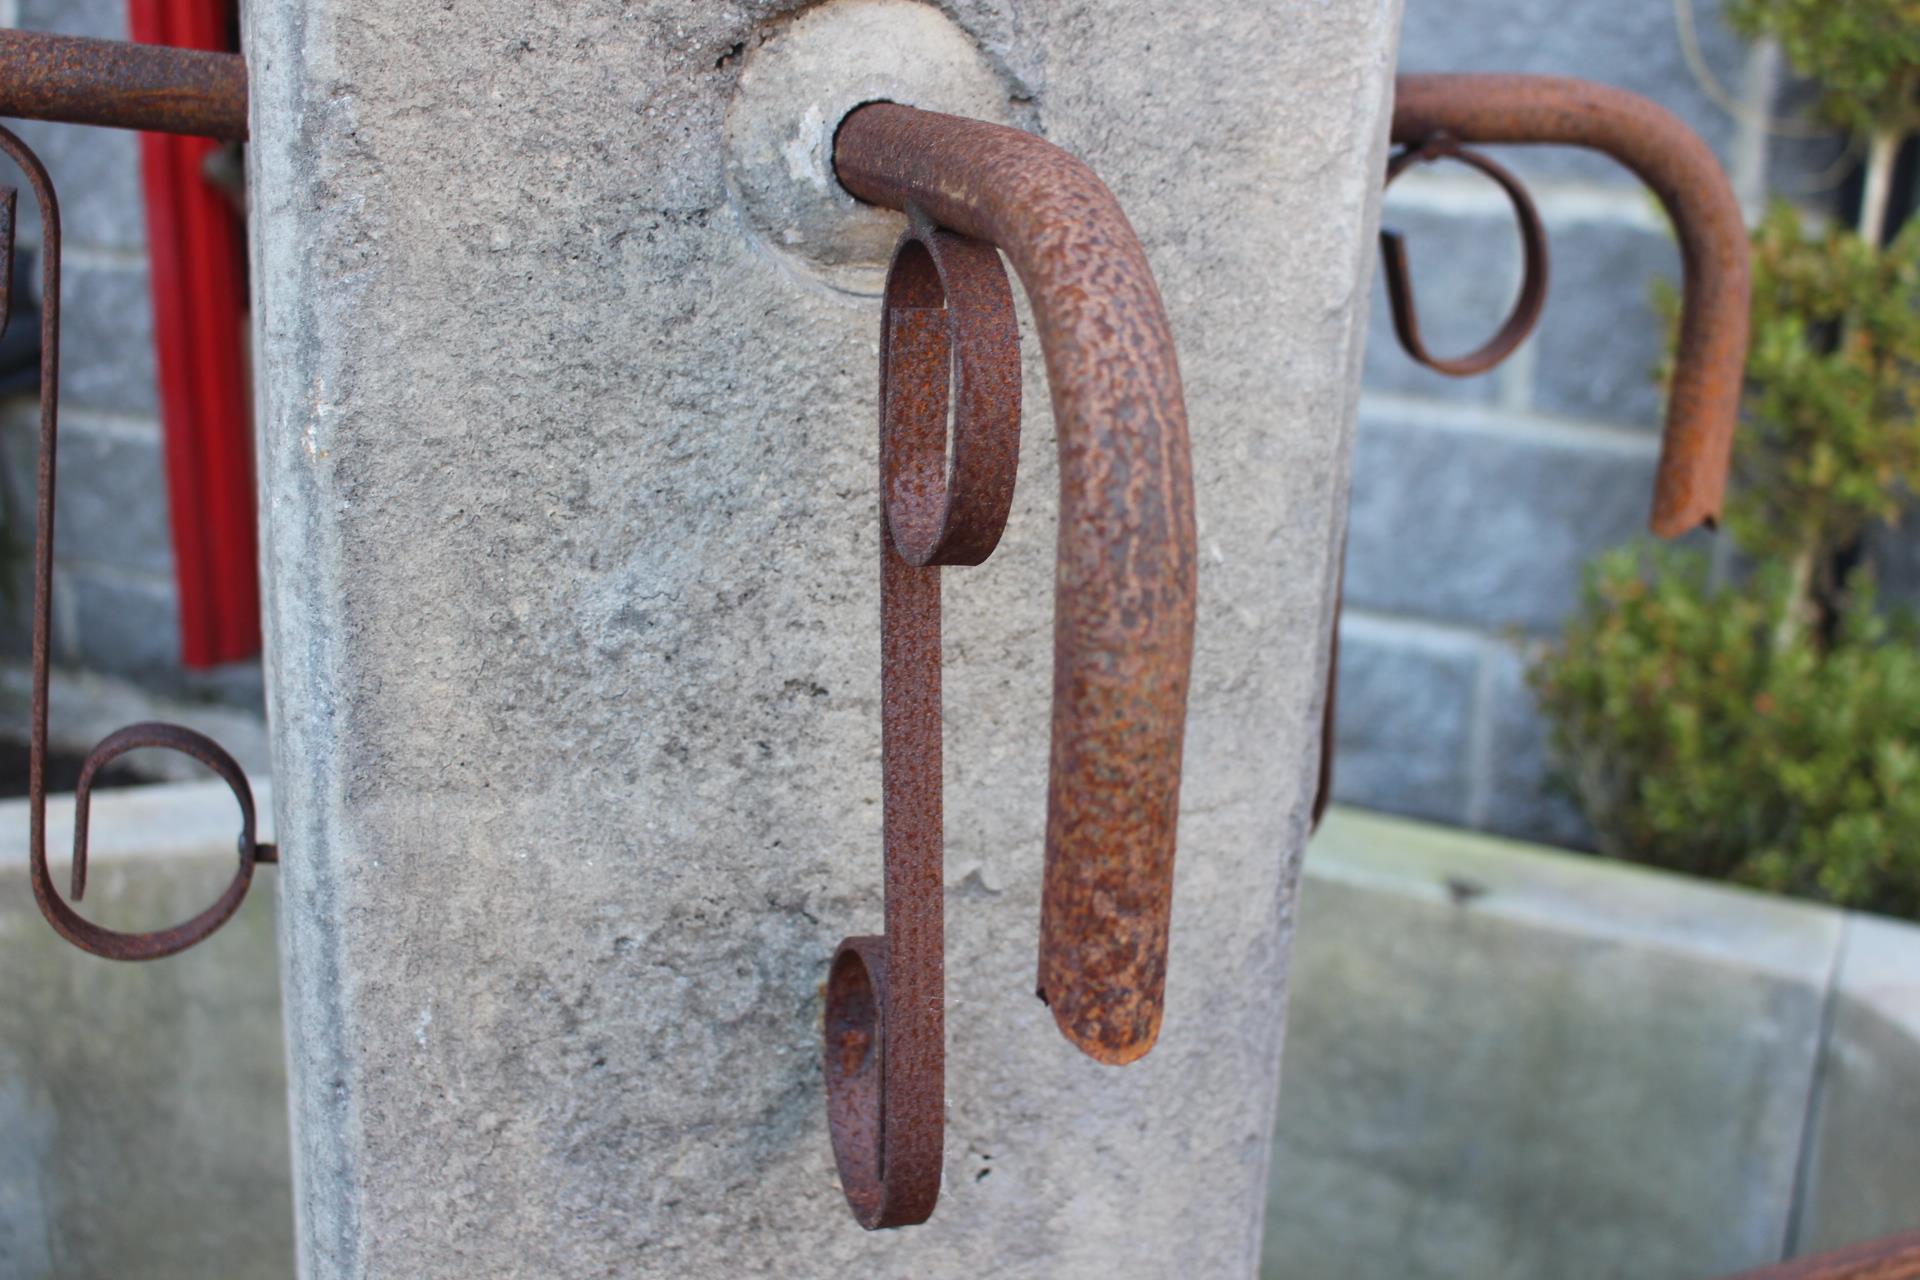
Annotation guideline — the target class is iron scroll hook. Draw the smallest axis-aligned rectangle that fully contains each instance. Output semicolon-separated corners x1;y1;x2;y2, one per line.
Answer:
824;212;1021;1230
828;104;1198;1229
1388;73;1752;537
1379;135;1551;379
3;119;273;961
1317;76;1755;831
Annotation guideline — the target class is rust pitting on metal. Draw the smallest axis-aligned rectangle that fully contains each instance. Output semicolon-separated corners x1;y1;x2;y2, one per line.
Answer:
827;104;1196;1228
2;87;269;959
0;29;247;142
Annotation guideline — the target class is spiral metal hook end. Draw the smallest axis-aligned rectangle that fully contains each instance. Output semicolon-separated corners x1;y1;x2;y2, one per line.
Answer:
1378;135;1551;379
5;118;274;962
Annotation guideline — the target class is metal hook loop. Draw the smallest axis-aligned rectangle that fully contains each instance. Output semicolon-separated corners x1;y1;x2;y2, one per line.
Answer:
43;723;274;961
1389;75;1751;535
879;209;1023;569
825;214;1021;1230
1378;135;1550;378
1320;77;1756;837
836;103;1198;1072
831;103;1197;1230
0;121;274;962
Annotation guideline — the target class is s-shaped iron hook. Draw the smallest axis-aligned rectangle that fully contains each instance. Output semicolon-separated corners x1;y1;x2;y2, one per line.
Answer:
826;103;1197;1228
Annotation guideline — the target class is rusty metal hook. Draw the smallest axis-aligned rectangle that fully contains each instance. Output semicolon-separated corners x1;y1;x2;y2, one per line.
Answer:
830;103;1196;1228
0;41;270;960
1379;135;1551;378
56;722;273;959
1390;73;1752;537
1315;76;1754;832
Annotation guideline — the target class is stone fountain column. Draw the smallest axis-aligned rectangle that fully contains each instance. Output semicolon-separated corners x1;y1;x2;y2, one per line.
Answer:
243;0;1401;1274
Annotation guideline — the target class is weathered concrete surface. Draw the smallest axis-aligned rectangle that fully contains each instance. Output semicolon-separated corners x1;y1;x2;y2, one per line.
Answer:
0;782;289;1280
243;0;1399;1274
1793;914;1920;1256
1265;809;1839;1280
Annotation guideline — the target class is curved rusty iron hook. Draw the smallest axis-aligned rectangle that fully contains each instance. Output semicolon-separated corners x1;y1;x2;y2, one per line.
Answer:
1380;135;1551;378
1318;77;1754;832
836;101;1197;1065
1392;73;1752;537
830;104;1196;1227
3;123;273;961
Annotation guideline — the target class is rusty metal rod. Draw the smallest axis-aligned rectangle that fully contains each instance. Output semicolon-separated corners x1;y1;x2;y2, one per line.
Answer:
1393;73;1751;537
8;119;270;960
0;28;247;141
836;103;1197;1068
1717;1232;1920;1280
1323;74;1753;829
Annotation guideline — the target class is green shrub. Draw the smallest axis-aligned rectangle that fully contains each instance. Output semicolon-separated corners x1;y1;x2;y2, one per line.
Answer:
1726;0;1920;136
1537;202;1920;919
1727;205;1920;572
1531;547;1920;918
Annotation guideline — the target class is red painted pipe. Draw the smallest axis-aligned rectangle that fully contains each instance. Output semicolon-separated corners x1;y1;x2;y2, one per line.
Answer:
127;0;259;666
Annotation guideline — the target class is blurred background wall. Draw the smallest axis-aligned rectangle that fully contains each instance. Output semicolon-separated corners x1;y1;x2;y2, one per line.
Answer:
2;1;1918;1278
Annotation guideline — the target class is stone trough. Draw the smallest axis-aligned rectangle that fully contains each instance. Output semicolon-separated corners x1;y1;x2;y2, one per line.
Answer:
6;783;1914;1278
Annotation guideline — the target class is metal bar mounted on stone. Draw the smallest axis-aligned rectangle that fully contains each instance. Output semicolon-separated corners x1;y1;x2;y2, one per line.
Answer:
826;102;1197;1229
2;35;271;960
0;28;247;141
1387;73;1752;538
1314;73;1755;831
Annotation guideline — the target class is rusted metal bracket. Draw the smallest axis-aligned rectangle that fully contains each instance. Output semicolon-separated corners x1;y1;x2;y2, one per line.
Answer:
0;31;268;960
1315;75;1754;829
829;103;1196;1228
